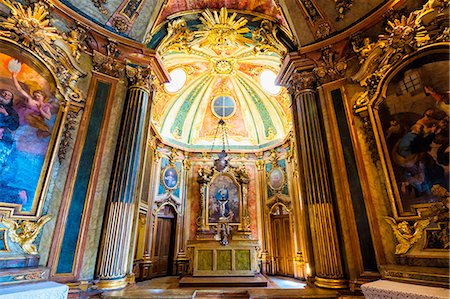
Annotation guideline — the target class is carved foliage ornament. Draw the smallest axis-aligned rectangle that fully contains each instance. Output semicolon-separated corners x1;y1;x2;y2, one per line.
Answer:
313;47;347;84
126;65;155;91
287;71;316;98
352;0;449;110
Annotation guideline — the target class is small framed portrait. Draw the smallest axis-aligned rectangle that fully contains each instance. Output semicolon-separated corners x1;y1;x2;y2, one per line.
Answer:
268;167;285;191
162;166;179;190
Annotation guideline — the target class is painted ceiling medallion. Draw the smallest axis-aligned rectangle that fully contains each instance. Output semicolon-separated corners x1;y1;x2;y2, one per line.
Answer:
213;59;235;74
195;8;253;54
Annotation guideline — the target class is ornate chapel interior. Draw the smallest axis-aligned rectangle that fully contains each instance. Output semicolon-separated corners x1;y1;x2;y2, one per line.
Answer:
0;0;448;298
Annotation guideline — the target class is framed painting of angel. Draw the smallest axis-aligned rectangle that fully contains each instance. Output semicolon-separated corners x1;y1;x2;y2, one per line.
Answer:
0;47;61;217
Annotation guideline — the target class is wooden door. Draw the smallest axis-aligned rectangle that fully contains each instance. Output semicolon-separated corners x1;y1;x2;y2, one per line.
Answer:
152;206;176;277
271;207;294;276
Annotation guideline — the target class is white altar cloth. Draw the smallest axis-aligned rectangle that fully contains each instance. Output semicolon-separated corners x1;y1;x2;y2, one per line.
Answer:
361;280;449;299
0;281;68;299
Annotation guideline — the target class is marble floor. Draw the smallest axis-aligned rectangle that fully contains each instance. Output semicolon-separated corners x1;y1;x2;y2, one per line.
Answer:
99;276;342;299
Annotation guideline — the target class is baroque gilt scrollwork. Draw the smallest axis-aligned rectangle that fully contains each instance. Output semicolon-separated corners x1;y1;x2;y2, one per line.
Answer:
58;109;80;162
352;0;449;110
93;40;125;78
313;47;347;84
0;0;86;103
385;184;450;254
0;215;52;255
253;20;287;58
156;18;194;55
195;8;252;53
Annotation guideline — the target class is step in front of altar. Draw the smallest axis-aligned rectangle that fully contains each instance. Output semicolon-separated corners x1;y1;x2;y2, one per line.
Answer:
179;274;268;287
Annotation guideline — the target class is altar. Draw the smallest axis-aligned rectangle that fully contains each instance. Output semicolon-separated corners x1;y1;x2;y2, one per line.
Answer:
187;240;259;277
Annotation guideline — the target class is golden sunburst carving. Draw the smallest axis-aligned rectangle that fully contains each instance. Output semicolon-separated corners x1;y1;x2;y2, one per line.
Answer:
0;0;58;49
195;7;253;53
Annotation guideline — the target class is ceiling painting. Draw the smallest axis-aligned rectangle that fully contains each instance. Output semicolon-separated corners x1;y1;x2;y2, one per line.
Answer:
151;8;291;152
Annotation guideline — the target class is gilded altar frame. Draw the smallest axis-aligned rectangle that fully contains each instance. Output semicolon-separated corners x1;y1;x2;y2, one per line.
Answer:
0;39;66;219
354;44;449;220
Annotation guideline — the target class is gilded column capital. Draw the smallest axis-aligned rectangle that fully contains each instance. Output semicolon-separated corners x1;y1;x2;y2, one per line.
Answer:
126;65;155;92
287;71;317;98
255;159;265;171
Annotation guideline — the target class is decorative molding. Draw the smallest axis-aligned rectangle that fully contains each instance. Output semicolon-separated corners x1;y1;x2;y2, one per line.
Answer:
126;65;155;91
58;109;80;163
0;0;86;103
287;71;316;97
313;47;347;84
296;0;334;39
335;0;353;21
352;0;449;111
93;40;125;78
253;20;288;57
0;215;52;255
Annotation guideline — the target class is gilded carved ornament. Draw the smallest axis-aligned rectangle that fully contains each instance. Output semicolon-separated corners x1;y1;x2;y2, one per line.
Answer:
287;71;316;98
0;0;85;103
351;0;449;111
93;40;125;78
335;0;353;21
385;184;449;254
252;20;287;58
58;109;80;162
0;215;52;255
156;18;194;55
313;47;347;84
64;25;90;63
126;65;155;91
195;8;252;53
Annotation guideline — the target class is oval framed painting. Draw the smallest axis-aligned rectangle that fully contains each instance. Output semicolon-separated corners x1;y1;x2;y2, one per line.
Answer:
268;167;285;191
161;166;180;190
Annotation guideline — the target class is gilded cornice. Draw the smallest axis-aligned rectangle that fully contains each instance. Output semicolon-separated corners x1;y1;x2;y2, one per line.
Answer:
46;0;170;84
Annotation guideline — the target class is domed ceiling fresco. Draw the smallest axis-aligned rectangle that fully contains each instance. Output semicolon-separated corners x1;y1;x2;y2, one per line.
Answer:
150;8;292;151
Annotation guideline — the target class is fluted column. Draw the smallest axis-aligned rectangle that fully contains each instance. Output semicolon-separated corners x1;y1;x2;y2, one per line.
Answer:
256;158;272;274
288;71;346;289
96;66;153;290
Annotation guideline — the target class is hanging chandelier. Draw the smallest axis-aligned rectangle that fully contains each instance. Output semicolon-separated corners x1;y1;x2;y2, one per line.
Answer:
211;118;230;172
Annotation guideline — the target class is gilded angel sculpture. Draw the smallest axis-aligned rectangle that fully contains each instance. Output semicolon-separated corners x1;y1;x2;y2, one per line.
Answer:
385;216;430;254
1;215;51;254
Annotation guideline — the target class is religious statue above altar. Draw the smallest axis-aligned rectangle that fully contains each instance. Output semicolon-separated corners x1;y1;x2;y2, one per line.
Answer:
186;162;258;277
196;163;251;241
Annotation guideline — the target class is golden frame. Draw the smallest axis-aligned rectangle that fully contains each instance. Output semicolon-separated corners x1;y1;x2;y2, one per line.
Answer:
359;44;449;220
161;165;181;191
0;39;65;220
267;166;286;192
206;172;242;226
